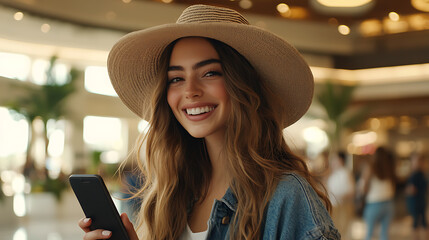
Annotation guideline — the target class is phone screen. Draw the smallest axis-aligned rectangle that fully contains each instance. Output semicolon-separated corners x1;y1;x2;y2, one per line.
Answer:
69;174;130;240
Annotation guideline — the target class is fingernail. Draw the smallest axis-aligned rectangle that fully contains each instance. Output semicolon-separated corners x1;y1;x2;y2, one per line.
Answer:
83;218;90;223
102;230;111;236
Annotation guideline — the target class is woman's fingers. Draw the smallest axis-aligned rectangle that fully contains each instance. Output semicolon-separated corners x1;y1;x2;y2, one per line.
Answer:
121;213;139;240
78;214;139;240
78;218;92;233
83;229;112;240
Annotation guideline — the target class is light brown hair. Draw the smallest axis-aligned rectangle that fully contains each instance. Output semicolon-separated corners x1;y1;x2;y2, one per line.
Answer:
129;37;331;240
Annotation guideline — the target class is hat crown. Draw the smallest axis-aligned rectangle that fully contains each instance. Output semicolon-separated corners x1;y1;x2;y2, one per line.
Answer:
176;4;249;25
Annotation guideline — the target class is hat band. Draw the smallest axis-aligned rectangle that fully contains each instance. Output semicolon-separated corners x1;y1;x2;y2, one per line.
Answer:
176;4;249;25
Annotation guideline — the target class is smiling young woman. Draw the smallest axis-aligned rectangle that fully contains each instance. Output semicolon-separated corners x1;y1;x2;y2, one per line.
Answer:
78;4;340;240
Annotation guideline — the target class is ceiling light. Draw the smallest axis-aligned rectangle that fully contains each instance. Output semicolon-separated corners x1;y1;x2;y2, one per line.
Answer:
14;12;24;21
411;0;429;12
277;3;290;14
317;0;373;7
239;0;253;9
388;12;400;21
41;24;51;33
338;25;350;35
122;0;132;3
162;0;173;3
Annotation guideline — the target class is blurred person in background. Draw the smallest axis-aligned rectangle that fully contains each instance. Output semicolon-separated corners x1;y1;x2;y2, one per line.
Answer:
327;151;355;239
405;153;428;240
357;147;396;240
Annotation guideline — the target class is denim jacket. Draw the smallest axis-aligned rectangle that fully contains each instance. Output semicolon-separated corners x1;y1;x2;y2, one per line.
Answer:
205;173;340;240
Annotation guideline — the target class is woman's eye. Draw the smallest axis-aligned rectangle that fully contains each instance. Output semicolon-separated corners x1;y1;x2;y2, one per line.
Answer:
204;71;222;77
168;77;182;84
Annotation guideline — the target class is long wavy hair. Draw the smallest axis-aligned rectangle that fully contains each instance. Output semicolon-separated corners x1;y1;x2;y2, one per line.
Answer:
128;37;331;239
371;147;396;185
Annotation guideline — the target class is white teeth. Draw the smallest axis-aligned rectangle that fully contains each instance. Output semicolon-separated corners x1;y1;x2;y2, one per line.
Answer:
186;106;214;115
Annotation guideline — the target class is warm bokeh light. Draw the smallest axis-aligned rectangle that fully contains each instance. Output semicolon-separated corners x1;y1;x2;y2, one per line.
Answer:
369;118;381;130
338;24;350;35
41;23;51;33
408;14;429;30
311;63;429;85
280;7;308;19
388;12;400;21
383;17;409;34
359;19;383;36
13;12;24;21
359;13;429;36
411;0;429;12
352;131;377;147
162;0;173;3
277;3;290;14
350;221;366;239
239;0;253;9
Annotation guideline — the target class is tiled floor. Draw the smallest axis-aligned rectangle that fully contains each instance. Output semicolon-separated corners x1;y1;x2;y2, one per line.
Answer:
0;193;423;240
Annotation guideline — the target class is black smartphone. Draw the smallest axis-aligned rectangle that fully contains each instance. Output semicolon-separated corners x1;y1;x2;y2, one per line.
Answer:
69;174;130;240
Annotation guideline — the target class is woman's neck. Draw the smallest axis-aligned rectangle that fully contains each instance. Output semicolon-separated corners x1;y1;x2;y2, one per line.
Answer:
204;132;231;189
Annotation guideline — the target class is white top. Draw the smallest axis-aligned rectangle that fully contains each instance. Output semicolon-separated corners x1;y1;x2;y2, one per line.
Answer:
327;167;355;206
179;224;208;240
366;176;394;203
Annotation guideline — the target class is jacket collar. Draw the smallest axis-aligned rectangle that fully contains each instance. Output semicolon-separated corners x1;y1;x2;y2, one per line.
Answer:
220;187;238;212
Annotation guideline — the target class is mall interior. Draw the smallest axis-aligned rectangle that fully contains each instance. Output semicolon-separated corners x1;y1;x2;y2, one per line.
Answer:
0;0;428;239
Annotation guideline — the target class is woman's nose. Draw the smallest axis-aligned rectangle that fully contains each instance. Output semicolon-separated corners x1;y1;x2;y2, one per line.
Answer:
184;78;203;98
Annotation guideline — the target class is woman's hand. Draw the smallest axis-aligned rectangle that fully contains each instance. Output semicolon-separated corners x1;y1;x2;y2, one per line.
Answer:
78;213;139;240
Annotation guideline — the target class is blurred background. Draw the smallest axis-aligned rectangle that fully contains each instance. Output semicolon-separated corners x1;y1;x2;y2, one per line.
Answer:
0;0;428;239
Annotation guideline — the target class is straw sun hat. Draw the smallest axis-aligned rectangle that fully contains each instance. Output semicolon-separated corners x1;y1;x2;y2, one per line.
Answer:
108;4;314;128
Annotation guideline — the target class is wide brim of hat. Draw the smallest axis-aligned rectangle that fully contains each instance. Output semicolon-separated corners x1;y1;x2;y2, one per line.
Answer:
108;22;314;128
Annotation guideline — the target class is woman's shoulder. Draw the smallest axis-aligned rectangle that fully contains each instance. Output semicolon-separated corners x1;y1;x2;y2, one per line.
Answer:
262;172;340;240
271;173;320;201
269;173;329;215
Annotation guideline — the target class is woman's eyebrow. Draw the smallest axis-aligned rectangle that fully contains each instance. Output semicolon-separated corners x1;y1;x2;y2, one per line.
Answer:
193;59;221;70
168;58;221;72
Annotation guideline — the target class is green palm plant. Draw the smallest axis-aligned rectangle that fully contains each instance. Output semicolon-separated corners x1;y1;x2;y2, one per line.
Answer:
311;80;369;153
5;56;79;200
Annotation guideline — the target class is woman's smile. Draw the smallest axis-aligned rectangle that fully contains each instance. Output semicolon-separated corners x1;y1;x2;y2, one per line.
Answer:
184;105;216;116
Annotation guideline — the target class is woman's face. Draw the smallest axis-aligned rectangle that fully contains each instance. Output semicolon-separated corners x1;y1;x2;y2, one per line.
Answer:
167;37;230;139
